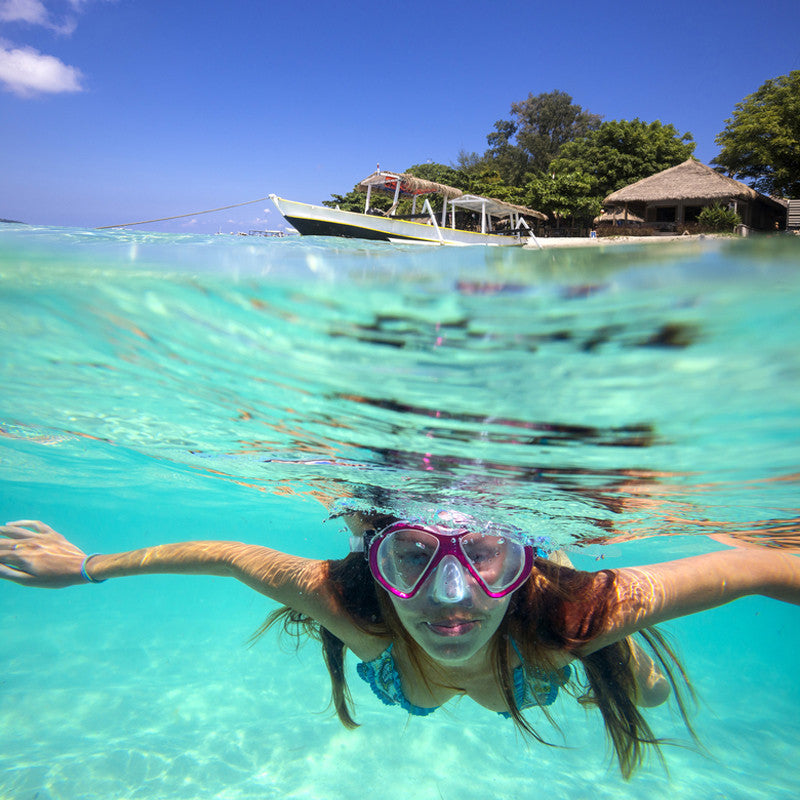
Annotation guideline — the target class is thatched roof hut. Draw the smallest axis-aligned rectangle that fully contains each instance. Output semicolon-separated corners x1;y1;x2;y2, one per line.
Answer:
602;159;785;232
594;208;644;225
604;159;759;205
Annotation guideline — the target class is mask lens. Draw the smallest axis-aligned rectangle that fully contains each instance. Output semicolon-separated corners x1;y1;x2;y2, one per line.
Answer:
460;532;527;593
376;529;439;594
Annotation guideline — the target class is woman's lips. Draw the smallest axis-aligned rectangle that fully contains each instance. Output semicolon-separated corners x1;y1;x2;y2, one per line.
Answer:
424;620;478;637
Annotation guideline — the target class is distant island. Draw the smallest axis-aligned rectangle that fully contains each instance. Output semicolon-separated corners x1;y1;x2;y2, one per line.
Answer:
1;218;26;224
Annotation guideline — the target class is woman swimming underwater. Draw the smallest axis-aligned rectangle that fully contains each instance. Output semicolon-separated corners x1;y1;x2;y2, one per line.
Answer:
1;511;798;777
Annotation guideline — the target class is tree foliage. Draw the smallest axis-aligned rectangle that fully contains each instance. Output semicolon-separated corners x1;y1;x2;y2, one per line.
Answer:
712;71;800;198
551;119;695;200
322;188;386;213
697;204;741;233
325;91;700;226
485;90;602;184
525;172;601;225
404;162;468;189
468;170;526;205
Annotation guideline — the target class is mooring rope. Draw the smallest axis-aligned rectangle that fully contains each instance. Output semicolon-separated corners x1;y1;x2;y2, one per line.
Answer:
95;197;271;229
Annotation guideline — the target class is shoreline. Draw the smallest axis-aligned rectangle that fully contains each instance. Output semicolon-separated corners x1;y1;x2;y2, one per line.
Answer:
527;233;725;249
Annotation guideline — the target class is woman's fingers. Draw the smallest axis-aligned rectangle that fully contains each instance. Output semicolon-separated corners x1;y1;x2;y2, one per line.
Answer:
0;563;34;584
0;540;24;560
2;520;56;537
0;528;37;582
0;520;89;588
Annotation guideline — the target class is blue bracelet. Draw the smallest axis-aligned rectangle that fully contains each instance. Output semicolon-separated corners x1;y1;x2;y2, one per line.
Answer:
80;554;106;584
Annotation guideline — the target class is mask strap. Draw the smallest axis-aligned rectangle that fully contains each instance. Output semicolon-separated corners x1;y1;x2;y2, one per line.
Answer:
351;529;376;558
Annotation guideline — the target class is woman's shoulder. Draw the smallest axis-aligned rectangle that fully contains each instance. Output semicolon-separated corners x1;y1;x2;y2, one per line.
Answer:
509;636;575;670
303;585;391;659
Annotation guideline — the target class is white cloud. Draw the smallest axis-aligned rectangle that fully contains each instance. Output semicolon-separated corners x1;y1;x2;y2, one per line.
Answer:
0;42;83;95
0;1;113;96
0;0;49;25
0;0;77;34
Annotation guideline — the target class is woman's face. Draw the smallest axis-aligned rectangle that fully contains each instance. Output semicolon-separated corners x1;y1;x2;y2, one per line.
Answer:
385;563;511;666
345;511;514;665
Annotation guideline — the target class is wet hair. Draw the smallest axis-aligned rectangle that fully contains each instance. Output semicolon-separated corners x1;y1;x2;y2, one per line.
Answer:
251;547;697;778
499;558;697;776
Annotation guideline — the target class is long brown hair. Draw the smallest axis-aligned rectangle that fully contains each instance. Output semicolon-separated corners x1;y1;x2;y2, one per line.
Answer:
251;552;696;778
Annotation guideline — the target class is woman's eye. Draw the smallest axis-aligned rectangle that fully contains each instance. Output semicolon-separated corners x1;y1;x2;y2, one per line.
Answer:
396;544;432;564
468;547;498;564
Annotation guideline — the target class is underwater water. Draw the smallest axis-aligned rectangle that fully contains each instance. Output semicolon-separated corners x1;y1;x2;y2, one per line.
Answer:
1;226;798;799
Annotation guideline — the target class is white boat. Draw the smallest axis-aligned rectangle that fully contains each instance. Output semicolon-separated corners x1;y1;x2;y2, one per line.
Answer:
269;170;546;247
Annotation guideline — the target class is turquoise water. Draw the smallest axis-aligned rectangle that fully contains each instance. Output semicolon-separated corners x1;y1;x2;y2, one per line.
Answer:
1;226;799;799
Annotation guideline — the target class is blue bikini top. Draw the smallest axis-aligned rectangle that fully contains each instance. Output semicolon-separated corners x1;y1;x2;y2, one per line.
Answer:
356;639;570;717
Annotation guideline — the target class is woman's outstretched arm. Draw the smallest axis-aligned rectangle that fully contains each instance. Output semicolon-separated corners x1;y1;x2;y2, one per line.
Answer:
580;547;800;653
0;519;354;633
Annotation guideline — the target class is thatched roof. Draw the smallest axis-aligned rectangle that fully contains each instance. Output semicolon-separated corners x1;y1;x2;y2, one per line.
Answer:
603;159;761;205
358;170;464;200
451;193;548;221
594;208;644;224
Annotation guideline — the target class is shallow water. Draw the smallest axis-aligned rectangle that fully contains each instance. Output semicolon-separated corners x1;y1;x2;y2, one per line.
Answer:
1;226;799;799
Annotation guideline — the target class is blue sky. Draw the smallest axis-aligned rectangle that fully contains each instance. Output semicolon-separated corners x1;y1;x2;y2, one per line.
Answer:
2;0;799;233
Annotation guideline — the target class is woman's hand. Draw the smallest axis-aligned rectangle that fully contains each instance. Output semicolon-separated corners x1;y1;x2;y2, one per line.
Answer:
629;640;670;707
0;520;89;588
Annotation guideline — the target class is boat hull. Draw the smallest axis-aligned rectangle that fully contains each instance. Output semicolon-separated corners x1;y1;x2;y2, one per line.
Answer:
270;196;527;246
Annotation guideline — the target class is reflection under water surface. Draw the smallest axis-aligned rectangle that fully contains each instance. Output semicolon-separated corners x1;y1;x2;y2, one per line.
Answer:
1;228;798;552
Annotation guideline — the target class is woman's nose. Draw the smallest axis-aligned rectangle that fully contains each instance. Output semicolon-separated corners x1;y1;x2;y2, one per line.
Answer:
428;554;471;604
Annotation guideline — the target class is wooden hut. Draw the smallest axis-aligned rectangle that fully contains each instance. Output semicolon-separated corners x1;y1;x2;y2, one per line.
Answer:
602;160;786;232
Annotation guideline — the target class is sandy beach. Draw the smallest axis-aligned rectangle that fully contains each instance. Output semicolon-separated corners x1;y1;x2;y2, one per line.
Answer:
528;233;722;249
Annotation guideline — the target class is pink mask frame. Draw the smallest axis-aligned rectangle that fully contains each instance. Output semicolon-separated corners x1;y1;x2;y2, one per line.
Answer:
366;521;535;599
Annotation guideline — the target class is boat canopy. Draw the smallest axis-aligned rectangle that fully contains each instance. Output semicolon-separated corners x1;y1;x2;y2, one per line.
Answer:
357;170;464;200
353;169;546;236
449;194;547;221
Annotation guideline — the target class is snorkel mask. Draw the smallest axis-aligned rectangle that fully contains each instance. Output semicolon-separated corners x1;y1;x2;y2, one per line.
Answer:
358;519;537;602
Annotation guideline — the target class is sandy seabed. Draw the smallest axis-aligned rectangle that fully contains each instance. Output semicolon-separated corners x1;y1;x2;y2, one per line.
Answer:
1;589;798;800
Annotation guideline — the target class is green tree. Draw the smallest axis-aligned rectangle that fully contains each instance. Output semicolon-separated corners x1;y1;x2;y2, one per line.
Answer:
404;162;469;189
454;149;492;176
552;119;695;199
525;172;601;225
713;71;800;197
322;188;386;212
466;169;525;204
484;119;530;186
485;90;602;183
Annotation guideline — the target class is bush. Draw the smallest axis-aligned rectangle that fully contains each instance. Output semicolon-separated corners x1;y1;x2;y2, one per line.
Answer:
697;204;741;232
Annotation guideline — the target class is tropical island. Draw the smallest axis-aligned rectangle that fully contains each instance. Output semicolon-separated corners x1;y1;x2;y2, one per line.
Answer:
322;73;799;239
